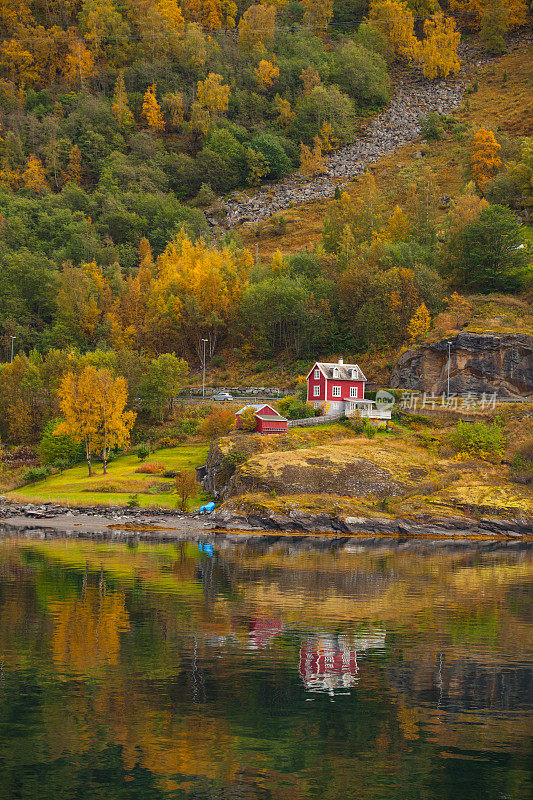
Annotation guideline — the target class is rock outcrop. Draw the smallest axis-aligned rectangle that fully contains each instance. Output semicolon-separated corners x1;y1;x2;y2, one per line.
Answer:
390;332;533;397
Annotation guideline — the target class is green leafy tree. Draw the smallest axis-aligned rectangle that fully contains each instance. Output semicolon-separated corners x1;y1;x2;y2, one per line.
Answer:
139;353;189;421
446;204;530;292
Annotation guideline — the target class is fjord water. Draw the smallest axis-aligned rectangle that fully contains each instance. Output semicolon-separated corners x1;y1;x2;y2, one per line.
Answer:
0;534;531;800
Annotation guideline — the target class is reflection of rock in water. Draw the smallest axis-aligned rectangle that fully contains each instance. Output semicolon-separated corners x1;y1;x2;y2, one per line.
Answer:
299;630;386;695
387;659;533;713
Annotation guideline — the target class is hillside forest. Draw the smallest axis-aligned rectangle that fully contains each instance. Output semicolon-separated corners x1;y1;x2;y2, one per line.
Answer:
0;0;532;455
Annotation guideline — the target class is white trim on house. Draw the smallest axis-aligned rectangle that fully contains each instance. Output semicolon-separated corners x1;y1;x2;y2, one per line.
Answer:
313;385;320;396
350;386;358;398
332;385;341;397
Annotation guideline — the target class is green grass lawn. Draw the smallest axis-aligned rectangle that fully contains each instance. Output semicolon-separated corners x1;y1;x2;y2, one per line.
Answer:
8;444;210;510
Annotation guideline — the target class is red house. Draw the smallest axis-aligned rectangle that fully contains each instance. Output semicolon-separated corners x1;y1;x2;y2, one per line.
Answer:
307;358;367;416
235;404;288;434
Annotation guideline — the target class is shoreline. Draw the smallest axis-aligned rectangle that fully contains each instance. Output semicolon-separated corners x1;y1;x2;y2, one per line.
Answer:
1;501;532;544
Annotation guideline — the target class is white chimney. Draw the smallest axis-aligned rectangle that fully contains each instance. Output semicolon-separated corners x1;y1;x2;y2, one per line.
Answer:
338;357;344;365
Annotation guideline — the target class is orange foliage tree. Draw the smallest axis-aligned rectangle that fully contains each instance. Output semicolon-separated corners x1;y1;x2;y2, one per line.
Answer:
143;83;165;131
471;127;502;191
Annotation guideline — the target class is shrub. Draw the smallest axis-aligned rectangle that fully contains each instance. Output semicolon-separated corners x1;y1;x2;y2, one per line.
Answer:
136;443;151;461
363;421;377;439
158;434;186;448
40;420;84;466
239;406;258;431
250;133;292;179
278;396;314;419
175;470;197;512
135;461;166;474
199;407;235;438
449;420;505;457
420;112;444;141
126;494;140;508
22;466;52;484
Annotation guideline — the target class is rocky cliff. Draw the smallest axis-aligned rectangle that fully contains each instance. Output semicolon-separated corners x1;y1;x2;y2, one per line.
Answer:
390;332;533;397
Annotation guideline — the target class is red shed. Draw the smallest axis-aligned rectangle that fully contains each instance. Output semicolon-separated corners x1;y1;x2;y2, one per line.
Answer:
235;404;279;429
254;413;288;434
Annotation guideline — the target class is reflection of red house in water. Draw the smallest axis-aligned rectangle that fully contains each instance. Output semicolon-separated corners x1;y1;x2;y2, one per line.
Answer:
299;635;359;694
299;630;387;694
248;615;283;649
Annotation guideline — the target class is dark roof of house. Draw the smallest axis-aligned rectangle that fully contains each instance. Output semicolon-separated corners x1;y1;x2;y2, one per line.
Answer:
308;362;367;381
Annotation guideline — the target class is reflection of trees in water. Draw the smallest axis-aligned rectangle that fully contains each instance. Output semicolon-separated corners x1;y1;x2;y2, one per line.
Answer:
1;540;533;799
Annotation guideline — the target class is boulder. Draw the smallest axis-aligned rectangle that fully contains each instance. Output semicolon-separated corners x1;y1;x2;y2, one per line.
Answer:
391;332;533;397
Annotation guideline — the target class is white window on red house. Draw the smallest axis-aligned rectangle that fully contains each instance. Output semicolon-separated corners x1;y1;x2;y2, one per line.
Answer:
313;385;320;396
314;369;320;379
332;386;341;397
350;386;358;398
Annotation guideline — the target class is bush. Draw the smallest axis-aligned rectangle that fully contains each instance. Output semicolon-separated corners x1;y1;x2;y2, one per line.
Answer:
40;420;85;467
420;112;444;141
250;133;292;180
449;421;505;457
278;395;315;419
22;466;52;484
199;408;235;438
158;434;186;448
136;443;151;461
135;462;166;474
126;494;140;508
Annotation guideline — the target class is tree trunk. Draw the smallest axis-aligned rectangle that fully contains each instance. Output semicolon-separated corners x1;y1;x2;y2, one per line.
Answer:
85;437;92;476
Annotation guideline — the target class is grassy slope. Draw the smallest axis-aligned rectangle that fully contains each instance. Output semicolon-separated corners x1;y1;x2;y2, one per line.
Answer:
8;444;209;509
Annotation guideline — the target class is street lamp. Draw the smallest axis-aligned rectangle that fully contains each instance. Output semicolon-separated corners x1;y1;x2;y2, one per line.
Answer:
10;335;16;363
447;340;452;398
202;338;208;398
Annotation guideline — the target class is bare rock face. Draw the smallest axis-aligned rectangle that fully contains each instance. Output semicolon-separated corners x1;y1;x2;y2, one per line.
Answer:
390;332;533;397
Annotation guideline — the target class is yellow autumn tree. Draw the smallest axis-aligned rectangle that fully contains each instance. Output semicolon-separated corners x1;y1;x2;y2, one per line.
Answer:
368;0;417;61
22;155;50;193
142;83;165;132
64;36;95;90
274;94;295;127
301;0;334;34
255;59;279;89
300;65;321;94
151;230;253;357
444;292;473;329
196;72;230;119
471;127;502;191
377;204;411;242
56;366;135;476
238;4;276;51
407;302;431;339
299;140;324;177
163;92;185;127
66;144;82;184
417;12;461;79
317;121;336;152
112;70;134;128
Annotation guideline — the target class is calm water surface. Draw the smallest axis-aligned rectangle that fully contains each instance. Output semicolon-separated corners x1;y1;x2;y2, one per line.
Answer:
0;532;532;800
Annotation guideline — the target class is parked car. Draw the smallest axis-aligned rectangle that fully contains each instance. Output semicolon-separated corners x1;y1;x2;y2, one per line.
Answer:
212;392;234;401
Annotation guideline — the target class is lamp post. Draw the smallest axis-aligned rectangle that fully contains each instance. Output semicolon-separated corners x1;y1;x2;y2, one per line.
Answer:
447;340;452;398
202;338;208;398
10;335;16;363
